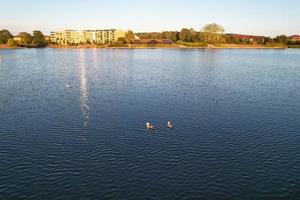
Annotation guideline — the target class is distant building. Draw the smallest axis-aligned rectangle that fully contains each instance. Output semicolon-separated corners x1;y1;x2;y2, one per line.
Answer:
289;35;300;42
50;29;126;45
95;29;126;44
50;32;66;44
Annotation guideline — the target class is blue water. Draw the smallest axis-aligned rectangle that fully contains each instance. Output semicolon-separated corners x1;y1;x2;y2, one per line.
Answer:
0;48;300;199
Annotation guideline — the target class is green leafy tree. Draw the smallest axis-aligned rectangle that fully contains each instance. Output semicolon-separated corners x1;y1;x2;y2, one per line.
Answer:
202;23;225;34
116;37;127;45
6;38;18;47
171;32;180;42
125;30;135;43
192;32;204;43
138;32;162;39
202;23;225;44
179;28;197;42
0;29;13;44
263;37;274;45
253;37;265;45
32;30;45;46
179;28;190;42
274;35;288;45
161;31;180;42
18;32;33;46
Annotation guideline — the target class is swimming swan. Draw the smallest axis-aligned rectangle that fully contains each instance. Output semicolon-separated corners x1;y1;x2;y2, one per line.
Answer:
146;122;154;130
167;121;173;129
66;84;72;89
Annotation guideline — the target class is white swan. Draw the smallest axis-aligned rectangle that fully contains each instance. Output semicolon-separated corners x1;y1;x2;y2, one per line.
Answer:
66;84;72;89
167;121;173;129
146;122;154;130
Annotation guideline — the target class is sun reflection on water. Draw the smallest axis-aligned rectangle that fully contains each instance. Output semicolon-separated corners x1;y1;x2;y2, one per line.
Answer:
79;50;89;128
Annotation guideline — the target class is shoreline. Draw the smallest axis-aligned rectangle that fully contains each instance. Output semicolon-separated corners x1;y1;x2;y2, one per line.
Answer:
0;44;25;49
0;44;296;50
47;44;289;49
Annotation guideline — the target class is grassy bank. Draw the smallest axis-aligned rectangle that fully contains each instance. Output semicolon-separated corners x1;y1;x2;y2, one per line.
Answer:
288;45;300;48
130;44;181;48
0;44;24;49
176;41;208;48
219;44;287;49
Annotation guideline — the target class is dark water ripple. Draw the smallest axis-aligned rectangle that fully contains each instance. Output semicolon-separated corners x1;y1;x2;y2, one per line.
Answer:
0;48;300;199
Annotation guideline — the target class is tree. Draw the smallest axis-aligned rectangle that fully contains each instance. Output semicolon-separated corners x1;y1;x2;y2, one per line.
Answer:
0;29;13;44
179;28;190;42
161;31;180;42
274;35;288;45
17;32;33;46
6;38;18;47
253;37;265;45
125;30;135;43
179;28;196;42
138;32;162;39
202;23;225;44
138;31;180;42
202;23;225;34
171;31;180;42
32;30;45;46
263;37;274;45
116;37;127;45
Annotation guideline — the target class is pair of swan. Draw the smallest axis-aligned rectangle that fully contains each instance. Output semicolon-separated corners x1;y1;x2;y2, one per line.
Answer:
146;122;173;130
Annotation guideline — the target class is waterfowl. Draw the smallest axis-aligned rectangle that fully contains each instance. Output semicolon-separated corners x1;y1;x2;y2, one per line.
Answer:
167;121;173;129
146;122;154;130
66;84;72;89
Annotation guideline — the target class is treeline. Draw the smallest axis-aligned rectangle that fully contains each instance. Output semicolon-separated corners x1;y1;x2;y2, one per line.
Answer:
137;24;225;45
0;29;47;47
1;26;299;48
137;23;297;46
226;34;292;45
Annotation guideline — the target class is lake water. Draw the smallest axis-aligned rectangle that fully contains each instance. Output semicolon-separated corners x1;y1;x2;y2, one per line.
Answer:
0;48;300;199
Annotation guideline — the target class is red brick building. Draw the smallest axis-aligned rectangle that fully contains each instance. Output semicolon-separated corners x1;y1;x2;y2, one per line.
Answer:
289;35;300;42
226;34;265;42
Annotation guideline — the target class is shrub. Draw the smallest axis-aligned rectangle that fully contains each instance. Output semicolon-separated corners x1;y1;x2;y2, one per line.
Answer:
6;38;18;47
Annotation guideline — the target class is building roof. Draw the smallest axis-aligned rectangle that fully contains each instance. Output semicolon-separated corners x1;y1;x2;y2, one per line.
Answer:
289;35;300;39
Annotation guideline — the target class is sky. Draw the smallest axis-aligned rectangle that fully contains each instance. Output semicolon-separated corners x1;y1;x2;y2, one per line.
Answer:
1;0;300;36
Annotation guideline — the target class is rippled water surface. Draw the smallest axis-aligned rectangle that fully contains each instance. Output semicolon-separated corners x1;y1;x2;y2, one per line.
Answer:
0;48;300;199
